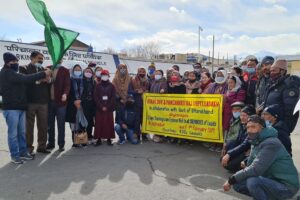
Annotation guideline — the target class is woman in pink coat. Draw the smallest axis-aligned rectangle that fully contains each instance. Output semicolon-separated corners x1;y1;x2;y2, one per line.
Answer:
223;76;246;132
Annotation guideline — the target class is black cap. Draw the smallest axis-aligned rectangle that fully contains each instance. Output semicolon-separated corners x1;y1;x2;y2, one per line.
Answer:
241;105;256;116
263;104;281;119
3;52;18;64
261;56;275;65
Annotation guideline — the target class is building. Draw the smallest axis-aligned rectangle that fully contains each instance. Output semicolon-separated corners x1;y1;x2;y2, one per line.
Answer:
31;39;90;51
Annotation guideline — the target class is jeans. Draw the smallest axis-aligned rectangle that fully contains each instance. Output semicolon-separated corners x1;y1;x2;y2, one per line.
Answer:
48;101;66;148
3;110;28;159
115;124;136;143
233;176;298;200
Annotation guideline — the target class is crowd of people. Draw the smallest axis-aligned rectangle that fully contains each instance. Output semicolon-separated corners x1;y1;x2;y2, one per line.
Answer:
1;51;300;199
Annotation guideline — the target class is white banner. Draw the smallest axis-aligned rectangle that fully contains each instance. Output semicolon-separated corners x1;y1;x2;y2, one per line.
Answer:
0;40;119;70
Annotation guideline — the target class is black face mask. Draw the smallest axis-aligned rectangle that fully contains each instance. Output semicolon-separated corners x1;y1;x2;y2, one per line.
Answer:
10;63;19;72
139;74;146;78
189;79;196;83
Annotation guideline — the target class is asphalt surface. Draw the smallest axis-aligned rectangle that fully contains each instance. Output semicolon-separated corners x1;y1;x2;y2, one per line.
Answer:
0;111;299;200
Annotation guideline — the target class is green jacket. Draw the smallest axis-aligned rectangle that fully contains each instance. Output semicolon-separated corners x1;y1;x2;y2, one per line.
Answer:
234;127;299;190
225;118;240;144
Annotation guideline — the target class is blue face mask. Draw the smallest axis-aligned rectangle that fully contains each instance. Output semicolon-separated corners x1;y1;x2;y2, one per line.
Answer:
148;69;155;75
34;62;42;68
265;120;272;127
10;63;19;72
246;67;256;74
233;112;241;119
74;71;82;77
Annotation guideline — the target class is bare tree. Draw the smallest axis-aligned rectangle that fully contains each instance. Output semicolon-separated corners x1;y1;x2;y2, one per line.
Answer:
126;41;160;59
103;47;117;54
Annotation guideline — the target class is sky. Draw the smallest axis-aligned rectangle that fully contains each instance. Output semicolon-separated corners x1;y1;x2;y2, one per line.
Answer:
1;0;300;58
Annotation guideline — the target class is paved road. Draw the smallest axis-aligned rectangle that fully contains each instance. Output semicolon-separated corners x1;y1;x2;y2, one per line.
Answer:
0;112;299;200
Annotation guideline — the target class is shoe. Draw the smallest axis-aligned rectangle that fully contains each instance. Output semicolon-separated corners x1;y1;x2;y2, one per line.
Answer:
37;149;51;154
88;139;93;145
215;147;222;153
46;144;55;150
209;146;216;152
107;139;113;146
118;140;126;145
72;144;80;148
95;140;102;146
131;140;138;145
58;147;65;152
11;158;24;164
20;153;34;161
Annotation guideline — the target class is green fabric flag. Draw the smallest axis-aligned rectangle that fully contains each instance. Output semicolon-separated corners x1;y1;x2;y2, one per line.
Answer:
26;0;79;68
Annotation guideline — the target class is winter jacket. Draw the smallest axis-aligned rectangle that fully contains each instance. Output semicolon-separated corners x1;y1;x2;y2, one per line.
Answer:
0;67;46;110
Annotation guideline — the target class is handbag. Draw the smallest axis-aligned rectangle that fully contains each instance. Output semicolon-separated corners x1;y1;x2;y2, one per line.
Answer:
74;130;88;145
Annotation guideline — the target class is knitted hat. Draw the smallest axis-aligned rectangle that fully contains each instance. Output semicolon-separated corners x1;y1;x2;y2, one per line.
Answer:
261;56;275;65
101;69;110;75
241;105;256;116
3;52;18;64
271;59;288;71
263;104;281;119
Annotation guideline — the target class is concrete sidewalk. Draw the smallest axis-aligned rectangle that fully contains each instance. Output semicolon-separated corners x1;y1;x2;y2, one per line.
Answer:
0;113;299;200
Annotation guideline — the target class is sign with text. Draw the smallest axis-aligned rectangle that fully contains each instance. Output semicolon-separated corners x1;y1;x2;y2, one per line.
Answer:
142;94;224;143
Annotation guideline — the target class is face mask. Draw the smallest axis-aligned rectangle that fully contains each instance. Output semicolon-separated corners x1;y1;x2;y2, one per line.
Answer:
194;68;201;73
241;65;247;71
171;76;179;83
155;74;162;80
96;71;101;78
148;69;155;75
101;75;109;81
189;79;196;83
248;132;259;140
84;72;93;79
246;68;256;74
233;112;241;119
270;72;281;81
265;120;272;127
139;74;146;78
10;63;19;72
34;61;43;68
215;77;225;83
120;69;126;76
74;71;82;77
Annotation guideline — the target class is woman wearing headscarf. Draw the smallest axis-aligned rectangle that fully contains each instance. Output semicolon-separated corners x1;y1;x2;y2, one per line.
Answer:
185;71;201;94
167;71;186;94
112;63;131;107
129;67;149;142
94;69;116;146
82;67;96;143
223;76;246;132
65;64;85;147
94;66;103;85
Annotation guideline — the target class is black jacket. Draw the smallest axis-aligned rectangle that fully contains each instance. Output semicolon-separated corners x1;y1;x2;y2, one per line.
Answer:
273;121;292;156
0;67;45;110
19;64;49;104
264;75;300;132
227;136;251;159
115;104;137;129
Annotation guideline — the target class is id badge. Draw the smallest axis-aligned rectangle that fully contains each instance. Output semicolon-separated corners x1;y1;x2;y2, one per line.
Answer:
102;96;108;100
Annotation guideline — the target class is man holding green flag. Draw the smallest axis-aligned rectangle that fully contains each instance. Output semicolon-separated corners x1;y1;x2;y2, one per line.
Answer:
27;0;79;152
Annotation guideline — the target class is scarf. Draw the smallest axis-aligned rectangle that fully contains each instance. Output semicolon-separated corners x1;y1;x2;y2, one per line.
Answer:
112;67;131;101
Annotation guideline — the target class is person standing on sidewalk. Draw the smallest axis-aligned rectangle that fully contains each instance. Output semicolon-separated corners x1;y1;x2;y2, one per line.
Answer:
19;51;51;154
47;60;70;152
0;52;51;164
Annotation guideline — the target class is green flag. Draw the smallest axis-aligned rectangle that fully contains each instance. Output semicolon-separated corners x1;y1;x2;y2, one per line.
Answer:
26;0;79;68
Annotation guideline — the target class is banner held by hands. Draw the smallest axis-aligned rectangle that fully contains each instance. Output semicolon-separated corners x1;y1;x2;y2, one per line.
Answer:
26;0;79;68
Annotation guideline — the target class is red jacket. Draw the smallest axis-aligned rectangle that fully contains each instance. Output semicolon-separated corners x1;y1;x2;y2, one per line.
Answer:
48;66;71;107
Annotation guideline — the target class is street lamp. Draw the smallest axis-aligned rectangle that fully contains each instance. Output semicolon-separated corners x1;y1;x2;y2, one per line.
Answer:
198;26;203;62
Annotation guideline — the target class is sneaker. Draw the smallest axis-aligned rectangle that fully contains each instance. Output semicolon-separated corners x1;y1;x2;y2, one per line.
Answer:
20;153;34;161
72;144;80;148
130;140;138;145
11;158;24;164
118;140;126;145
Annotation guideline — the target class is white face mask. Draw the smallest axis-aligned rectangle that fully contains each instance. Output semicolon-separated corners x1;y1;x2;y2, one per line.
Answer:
101;75;109;81
84;72;93;78
155;74;162;80
215;77;225;84
96;71;101;77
